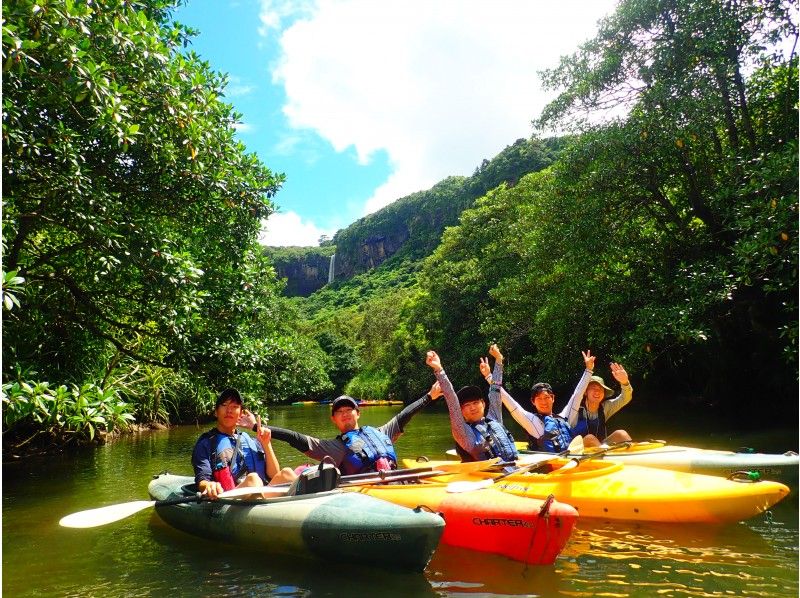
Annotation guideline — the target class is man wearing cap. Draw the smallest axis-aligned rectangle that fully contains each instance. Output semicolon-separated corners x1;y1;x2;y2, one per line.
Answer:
573;362;633;447
191;388;297;499
498;350;596;453
425;345;518;463
252;382;443;475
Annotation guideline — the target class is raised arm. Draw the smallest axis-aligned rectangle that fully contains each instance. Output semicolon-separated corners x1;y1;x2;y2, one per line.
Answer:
481;344;505;421
426;350;476;453
560;350;595;426
254;416;281;480
601;362;633;419
500;387;545;437
379;381;442;441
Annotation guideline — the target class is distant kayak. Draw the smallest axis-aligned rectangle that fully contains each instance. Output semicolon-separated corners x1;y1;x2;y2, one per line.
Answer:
403;458;790;524
148;473;444;571
514;441;799;482
358;400;404;406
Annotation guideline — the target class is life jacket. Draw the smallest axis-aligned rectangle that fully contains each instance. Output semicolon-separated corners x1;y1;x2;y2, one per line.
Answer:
527;413;573;453
201;428;268;484
338;426;398;475
572;405;607;439
456;418;518;462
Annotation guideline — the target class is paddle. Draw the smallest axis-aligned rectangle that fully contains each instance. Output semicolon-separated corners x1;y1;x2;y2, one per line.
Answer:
58;484;282;529
59;459;489;529
446;436;585;493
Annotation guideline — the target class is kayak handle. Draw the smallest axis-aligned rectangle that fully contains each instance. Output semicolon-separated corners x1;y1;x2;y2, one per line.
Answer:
727;470;761;482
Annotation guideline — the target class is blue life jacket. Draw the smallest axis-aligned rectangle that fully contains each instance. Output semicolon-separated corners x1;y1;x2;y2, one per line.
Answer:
572;405;607;439
204;428;268;484
338;426;398;475
527;414;573;453
456;418;518;462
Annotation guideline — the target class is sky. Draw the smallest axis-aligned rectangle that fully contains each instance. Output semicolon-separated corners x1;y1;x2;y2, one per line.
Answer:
174;0;620;246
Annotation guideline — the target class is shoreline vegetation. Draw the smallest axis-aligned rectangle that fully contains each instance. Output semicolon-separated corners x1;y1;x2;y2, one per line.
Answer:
3;0;797;458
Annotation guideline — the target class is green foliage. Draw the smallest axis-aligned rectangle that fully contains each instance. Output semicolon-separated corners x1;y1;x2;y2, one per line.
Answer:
314;331;361;396
2;377;136;451
2;0;340;453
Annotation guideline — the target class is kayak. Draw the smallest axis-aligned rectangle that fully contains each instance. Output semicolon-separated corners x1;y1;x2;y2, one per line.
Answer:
148;473;444;571
513;441;799;482
401;458;790;524
350;479;578;565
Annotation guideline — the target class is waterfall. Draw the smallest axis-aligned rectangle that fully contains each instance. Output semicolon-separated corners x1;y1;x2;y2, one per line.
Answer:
328;253;336;284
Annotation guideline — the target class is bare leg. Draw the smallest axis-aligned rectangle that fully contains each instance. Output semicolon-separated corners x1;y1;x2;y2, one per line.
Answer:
582;434;602;448
605;429;633;445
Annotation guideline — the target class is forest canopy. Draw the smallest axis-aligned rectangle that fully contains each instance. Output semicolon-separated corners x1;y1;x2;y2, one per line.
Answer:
2;0;797;454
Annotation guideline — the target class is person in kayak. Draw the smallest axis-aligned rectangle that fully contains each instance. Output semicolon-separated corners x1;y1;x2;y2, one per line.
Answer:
572;364;633;447
425;345;518;462
254;382;443;475
498;350;595;452
191;388;297;499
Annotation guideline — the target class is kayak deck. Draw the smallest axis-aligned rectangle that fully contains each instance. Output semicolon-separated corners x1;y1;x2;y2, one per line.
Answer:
402;458;790;524
149;473;444;571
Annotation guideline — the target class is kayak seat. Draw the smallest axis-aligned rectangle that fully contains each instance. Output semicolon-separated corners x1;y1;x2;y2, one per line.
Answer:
288;457;341;496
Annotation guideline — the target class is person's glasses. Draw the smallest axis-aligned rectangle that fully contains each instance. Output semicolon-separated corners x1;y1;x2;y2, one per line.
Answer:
333;407;355;416
533;393;554;401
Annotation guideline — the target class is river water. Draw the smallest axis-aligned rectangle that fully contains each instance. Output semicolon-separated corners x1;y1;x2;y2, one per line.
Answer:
3;405;798;597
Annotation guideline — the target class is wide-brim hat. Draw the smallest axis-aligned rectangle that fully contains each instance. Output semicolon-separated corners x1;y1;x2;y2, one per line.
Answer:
587;376;614;399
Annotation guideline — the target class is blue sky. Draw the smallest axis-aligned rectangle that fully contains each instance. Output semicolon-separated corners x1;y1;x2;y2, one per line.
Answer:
174;0;619;246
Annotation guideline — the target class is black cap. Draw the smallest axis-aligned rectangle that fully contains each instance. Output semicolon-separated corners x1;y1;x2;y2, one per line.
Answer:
216;388;243;408
530;382;554;399
456;385;484;405
331;395;359;414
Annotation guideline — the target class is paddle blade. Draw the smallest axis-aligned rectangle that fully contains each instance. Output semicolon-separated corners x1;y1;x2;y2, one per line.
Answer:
567;435;584;453
446;479;493;493
59;500;156;528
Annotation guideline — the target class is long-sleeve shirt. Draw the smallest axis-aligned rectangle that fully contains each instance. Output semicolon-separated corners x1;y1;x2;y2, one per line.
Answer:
436;360;505;457
584;383;633;429
268;391;434;467
501;367;593;439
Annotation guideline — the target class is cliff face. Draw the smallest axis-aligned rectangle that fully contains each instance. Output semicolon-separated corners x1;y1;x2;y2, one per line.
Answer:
266;249;333;297
277;254;331;296
266;137;564;296
338;229;410;278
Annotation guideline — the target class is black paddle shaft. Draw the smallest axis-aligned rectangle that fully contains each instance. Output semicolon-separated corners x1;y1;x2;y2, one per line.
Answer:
155;493;204;507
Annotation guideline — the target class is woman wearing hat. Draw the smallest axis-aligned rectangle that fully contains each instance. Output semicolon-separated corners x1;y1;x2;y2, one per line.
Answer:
572;363;633;447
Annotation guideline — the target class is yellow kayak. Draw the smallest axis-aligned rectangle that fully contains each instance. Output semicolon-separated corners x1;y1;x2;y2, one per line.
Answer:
401;458;789;524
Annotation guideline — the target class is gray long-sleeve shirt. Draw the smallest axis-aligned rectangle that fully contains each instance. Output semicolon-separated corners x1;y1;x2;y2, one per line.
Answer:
436;360;504;458
269;392;434;467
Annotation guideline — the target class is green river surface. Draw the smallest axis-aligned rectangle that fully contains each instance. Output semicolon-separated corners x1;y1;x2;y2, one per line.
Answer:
3;404;798;597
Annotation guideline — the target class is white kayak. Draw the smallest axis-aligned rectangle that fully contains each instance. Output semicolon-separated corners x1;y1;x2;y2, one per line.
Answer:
510;441;799;482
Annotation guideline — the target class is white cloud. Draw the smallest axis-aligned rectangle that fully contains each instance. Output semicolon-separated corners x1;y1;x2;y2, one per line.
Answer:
259;210;334;246
265;0;619;215
233;122;254;133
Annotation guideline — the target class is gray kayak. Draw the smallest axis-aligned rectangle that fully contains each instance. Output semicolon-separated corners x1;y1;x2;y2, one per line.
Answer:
148;473;445;571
